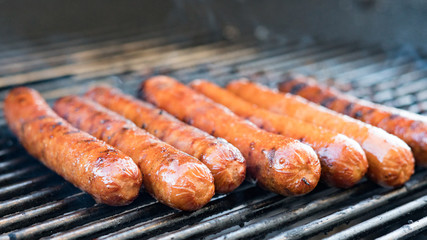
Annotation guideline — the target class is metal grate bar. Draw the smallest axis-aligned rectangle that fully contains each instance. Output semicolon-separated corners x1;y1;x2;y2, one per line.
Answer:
0;174;54;201
53;185;258;240
0;165;45;186
270;171;427;240
0;192;90;233
0;28;427;239
0;183;71;217
325;195;427;240
377;215;427;240
0;28;208;77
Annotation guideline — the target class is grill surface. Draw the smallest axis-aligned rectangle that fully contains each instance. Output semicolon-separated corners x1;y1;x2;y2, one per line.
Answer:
0;27;427;240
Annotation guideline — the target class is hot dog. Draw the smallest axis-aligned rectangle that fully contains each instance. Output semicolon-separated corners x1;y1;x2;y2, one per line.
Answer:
4;87;142;206
54;96;215;211
85;86;245;193
278;74;427;167
139;76;321;196
190;80;368;188
227;80;415;188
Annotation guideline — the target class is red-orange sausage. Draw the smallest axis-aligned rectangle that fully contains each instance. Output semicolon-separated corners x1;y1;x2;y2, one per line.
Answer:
85;86;245;193
4;87;142;206
139;76;321;196
54;96;215;211
190;80;368;188
278;74;427;167
227;80;415;188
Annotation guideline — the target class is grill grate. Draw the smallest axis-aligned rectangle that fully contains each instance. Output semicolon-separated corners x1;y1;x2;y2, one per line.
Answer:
0;27;427;240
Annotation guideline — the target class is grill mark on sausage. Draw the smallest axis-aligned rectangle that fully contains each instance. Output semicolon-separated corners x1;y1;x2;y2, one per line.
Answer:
64;130;80;135
320;97;337;107
389;114;400;120
50;121;63;130
354;110;363;119
344;103;354;115
289;83;307;94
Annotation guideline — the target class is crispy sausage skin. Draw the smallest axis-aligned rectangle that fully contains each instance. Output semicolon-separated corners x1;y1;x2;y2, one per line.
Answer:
190;80;368;188
227;80;415;188
139;76;321;196
85;86;245;193
54;96;215;211
4;87;142;206
278;74;427;167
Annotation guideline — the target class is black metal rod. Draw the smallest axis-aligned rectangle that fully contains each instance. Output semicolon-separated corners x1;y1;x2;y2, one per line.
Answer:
213;182;373;240
325;195;427;240
270;174;427;240
0;192;89;233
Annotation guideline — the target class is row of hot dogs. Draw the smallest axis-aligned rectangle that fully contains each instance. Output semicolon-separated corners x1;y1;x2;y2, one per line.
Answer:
4;75;422;211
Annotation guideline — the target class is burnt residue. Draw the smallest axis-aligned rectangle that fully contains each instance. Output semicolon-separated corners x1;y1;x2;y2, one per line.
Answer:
302;177;310;186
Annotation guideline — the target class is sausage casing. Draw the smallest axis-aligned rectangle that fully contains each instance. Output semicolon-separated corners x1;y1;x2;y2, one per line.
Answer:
139;76;321;196
54;96;215;211
227;80;415;188
85;86;245;194
191;80;368;188
4;87;142;206
278;74;427;167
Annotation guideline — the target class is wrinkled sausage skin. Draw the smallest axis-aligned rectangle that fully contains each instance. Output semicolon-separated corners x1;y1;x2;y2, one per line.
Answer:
85;86;245;193
227;80;415;188
4;87;142;206
191;80;368;188
139;76;321;196
54;96;215;211
279;74;427;167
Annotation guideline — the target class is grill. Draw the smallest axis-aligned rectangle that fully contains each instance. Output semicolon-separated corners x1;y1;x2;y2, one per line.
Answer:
1;25;427;240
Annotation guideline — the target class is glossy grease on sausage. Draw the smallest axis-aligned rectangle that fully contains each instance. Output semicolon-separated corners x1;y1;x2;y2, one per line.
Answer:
54;96;215;211
85;86;245;193
4;87;142;206
191;80;368;188
139;76;321;196
278;74;427;167
227;80;415;187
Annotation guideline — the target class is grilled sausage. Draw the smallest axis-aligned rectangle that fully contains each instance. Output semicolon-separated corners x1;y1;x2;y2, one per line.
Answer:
278;74;427;167
190;80;368;188
54;96;215;211
227;80;415;188
139;76;321;196
4;87;142;206
85;86;245;193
